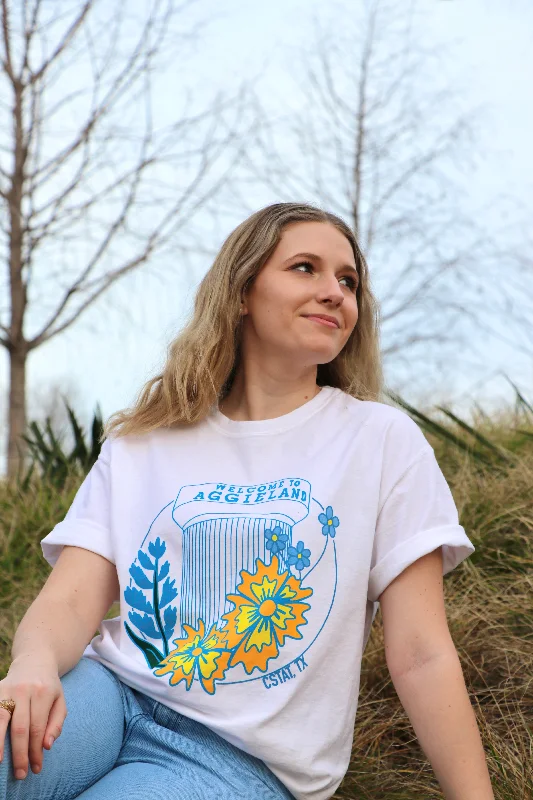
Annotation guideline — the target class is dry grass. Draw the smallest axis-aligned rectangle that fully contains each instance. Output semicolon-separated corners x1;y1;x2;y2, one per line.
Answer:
333;415;533;799
1;407;532;799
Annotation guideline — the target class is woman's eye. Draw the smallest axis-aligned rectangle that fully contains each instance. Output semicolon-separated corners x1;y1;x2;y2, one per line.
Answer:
292;262;314;273
291;262;358;291
340;276;358;291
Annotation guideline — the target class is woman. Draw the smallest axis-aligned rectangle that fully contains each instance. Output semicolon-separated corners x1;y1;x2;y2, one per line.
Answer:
0;203;486;800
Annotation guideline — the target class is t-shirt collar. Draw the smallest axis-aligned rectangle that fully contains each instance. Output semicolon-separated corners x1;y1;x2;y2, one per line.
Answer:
207;385;337;437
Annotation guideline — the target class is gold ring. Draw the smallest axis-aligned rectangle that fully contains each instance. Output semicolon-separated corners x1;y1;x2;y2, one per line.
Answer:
0;699;15;716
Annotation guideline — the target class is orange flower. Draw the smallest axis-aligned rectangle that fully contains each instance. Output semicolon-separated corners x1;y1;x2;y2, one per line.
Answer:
222;555;312;674
154;619;231;695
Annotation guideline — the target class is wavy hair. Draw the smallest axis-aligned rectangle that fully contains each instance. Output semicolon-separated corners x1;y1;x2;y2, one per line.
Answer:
104;202;383;439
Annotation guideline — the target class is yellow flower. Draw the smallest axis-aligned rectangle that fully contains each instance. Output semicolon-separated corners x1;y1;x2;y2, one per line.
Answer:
221;555;312;674
154;619;231;695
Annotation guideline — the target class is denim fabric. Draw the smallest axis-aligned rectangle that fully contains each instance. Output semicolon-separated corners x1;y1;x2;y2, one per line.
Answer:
0;657;295;800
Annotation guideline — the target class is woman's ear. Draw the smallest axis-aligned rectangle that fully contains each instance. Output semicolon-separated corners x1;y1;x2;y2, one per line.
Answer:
240;274;255;316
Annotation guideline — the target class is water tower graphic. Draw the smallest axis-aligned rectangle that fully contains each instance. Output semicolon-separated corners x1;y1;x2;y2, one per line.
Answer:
172;479;311;634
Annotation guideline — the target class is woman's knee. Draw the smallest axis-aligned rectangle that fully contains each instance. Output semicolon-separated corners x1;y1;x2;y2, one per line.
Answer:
0;658;127;799
60;657;127;734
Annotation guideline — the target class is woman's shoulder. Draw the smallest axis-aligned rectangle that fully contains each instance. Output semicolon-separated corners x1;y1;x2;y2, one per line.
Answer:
100;424;188;461
332;388;420;426
332;389;429;450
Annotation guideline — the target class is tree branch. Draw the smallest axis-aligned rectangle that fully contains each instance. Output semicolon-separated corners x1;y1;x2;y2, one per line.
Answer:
25;78;252;349
31;1;168;189
29;0;93;84
21;0;43;77
1;0;14;81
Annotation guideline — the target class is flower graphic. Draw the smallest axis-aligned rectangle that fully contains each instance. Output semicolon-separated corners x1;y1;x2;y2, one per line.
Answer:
318;506;339;537
153;619;231;695
124;537;178;668
221;555;312;674
264;525;288;555
287;540;311;572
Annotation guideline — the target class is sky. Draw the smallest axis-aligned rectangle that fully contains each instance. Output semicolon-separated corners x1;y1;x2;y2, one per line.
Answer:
1;0;532;464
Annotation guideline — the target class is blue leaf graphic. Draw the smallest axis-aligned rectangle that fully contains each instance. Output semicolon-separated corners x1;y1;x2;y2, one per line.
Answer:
148;537;166;559
129;564;153;590
138;550;155;571
160;578;178;608
163;605;177;639
158;561;170;582
128;612;162;639
124;586;154;615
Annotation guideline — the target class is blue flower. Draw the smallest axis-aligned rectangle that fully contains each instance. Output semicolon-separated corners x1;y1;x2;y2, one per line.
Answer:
124;538;178;666
287;541;311;572
128;612;162;639
163;605;178;639
129;563;153;589
160;578;178;608
318;506;339;538
124;586;154;614
265;525;288;555
148;537;166;560
138;550;155;571
158;561;170;581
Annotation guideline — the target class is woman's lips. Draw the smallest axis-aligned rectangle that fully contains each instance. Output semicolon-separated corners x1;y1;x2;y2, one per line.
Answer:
304;315;339;329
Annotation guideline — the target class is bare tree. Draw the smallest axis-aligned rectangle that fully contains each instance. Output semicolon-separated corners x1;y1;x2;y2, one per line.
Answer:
231;0;518;395
0;0;251;478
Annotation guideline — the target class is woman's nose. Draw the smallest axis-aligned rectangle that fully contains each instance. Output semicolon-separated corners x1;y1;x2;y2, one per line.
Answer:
316;274;344;305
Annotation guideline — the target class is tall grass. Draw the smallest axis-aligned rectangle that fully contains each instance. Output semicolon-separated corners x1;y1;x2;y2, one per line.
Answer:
339;396;533;799
1;398;532;799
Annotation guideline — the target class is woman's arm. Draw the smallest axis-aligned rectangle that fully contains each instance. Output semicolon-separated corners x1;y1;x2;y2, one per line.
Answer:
11;545;119;678
380;548;494;799
391;650;494;800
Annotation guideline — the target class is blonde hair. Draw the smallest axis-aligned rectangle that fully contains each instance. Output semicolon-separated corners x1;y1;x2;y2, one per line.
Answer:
104;202;383;439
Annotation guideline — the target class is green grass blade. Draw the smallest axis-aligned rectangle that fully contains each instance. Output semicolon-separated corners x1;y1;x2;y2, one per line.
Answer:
44;418;69;467
386;391;495;466
19;462;35;492
65;400;88;464
23;422;51;471
436;406;514;463
503;374;533;416
90;406;104;465
28;421;52;459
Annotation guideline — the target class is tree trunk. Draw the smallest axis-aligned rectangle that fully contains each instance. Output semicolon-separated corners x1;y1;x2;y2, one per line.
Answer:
5;73;28;481
7;347;27;480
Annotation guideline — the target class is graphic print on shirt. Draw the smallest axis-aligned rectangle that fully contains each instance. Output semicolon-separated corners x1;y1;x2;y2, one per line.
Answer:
124;478;339;694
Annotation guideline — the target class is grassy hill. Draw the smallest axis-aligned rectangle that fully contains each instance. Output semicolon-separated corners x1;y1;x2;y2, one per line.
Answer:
1;400;532;798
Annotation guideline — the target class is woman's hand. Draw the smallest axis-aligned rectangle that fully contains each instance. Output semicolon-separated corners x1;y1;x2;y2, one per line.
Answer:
0;654;67;780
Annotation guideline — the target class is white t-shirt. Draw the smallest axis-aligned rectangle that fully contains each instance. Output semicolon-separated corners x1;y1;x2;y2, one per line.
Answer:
41;386;475;800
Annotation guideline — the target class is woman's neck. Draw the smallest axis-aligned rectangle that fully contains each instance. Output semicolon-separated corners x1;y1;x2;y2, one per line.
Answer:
219;372;321;422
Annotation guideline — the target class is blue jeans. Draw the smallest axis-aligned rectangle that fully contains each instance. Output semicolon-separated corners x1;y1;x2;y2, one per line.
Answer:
1;657;295;799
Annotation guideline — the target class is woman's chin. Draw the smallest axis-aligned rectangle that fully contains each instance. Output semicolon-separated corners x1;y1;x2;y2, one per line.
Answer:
299;347;340;366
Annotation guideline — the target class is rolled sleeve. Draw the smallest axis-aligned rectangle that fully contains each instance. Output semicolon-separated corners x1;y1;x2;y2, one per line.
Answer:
41;439;115;567
368;444;475;603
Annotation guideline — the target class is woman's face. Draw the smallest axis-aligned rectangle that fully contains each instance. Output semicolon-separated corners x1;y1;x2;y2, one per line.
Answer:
241;221;359;368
